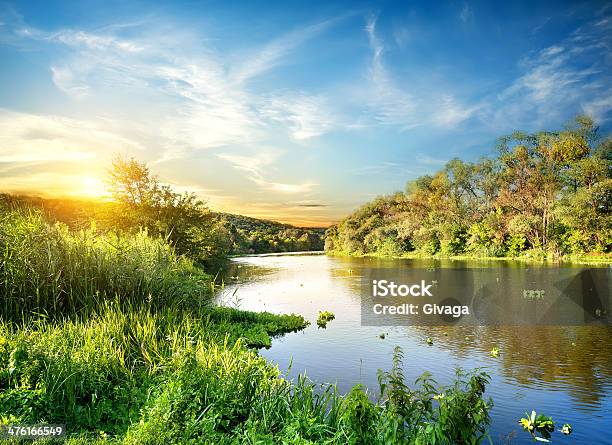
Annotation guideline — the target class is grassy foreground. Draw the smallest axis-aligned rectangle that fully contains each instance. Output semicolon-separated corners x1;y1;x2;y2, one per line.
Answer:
0;209;493;444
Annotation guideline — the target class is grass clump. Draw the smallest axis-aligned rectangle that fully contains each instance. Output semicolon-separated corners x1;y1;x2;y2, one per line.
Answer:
0;303;307;437
1;321;493;444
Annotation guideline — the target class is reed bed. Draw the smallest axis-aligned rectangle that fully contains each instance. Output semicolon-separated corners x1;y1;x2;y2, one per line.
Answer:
0;209;209;319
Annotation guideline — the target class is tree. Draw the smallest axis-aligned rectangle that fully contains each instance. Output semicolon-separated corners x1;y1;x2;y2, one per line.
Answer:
106;155;229;266
107;156;158;207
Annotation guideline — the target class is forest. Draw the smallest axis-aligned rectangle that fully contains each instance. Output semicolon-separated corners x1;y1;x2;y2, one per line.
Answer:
326;116;611;261
220;213;325;254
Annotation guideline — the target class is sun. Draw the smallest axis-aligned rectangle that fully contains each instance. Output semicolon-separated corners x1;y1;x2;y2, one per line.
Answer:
80;176;107;197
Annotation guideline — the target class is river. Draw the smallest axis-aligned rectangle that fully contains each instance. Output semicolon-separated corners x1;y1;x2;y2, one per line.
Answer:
216;253;612;444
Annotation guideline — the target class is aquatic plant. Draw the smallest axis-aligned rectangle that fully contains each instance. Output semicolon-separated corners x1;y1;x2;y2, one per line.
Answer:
519;410;555;442
426;337;433;345
490;347;500;358
317;310;335;328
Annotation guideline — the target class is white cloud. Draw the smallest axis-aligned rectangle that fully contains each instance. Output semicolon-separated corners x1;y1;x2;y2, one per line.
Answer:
582;94;612;123
432;95;481;128
50;65;90;99
489;16;612;128
261;93;338;140
6;14;347;198
0;108;143;163
50;29;145;52
230;18;337;84
365;16;417;129
217;150;316;194
363;17;476;130
251;178;316;194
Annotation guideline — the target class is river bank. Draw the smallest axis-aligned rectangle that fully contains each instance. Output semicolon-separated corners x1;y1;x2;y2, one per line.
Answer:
0;209;495;444
326;249;612;265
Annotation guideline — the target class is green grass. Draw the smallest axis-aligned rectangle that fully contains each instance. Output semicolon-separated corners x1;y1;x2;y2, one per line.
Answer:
0;315;492;444
0;208;494;444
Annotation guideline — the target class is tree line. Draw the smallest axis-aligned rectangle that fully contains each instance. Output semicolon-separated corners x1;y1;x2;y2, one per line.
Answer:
325;116;611;259
221;213;324;254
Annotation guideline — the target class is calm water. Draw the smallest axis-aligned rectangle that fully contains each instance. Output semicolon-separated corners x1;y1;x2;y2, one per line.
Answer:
216;253;612;444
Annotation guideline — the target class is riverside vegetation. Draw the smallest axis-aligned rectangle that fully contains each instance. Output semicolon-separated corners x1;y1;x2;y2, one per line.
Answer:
0;160;494;443
4;195;325;261
325;116;611;262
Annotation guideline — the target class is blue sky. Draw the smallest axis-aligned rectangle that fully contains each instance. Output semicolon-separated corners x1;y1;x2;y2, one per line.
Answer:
0;0;611;225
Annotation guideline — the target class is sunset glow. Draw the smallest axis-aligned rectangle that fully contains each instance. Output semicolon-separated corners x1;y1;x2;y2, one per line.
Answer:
80;176;107;198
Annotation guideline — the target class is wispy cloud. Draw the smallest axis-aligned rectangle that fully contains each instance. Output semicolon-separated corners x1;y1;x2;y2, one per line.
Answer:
365;16;417;129
363;16;478;130
291;200;328;208
50;65;91;98
14;15;343;151
251;178;316;194
217;150;316;194
230;18;338;84
489;15;612;127
352;161;418;177
3;14;344;198
0;108;143;163
261;92;338;140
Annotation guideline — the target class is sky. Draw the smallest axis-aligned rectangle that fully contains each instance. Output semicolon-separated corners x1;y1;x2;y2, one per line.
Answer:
0;0;611;226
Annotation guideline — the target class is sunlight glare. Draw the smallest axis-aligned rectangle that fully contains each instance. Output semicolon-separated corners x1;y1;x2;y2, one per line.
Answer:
80;176;107;197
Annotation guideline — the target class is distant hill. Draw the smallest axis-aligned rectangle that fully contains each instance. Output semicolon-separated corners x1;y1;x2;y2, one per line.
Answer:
216;212;325;254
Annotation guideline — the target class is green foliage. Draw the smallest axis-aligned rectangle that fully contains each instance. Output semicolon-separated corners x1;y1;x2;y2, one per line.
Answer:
374;346;492;444
316;311;335;328
222;213;325;255
0;208;210;319
519;410;555;442
106;156;231;267
0;308;493;445
327;115;611;260
0;205;493;444
0;305;307;440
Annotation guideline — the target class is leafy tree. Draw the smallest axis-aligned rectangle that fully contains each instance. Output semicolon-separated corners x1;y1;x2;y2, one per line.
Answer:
106;155;229;266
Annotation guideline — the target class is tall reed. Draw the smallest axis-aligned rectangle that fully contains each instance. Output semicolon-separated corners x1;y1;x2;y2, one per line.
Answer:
0;209;210;319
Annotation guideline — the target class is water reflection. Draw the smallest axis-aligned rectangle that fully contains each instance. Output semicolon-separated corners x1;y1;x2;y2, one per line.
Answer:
405;325;612;410
217;254;611;444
